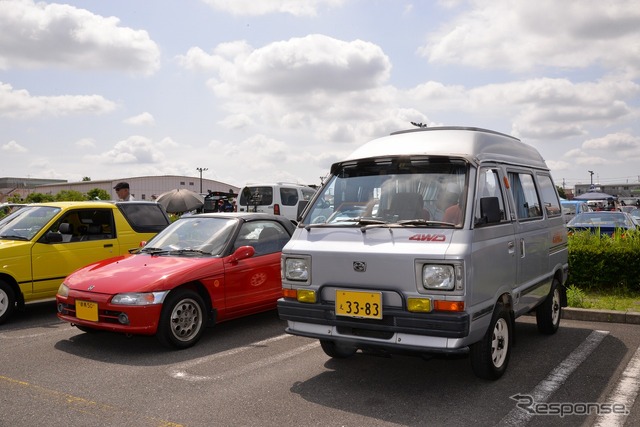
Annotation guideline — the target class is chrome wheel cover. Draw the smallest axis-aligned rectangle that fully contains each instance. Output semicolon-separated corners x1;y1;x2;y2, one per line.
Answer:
169;298;203;342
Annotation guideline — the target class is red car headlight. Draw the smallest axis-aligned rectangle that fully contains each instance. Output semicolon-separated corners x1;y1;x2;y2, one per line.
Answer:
111;291;169;305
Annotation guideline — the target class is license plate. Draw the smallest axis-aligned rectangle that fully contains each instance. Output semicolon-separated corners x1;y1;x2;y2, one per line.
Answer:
335;290;382;319
76;300;98;322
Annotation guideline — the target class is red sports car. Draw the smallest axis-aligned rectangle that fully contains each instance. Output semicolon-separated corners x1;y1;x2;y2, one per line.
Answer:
56;213;294;349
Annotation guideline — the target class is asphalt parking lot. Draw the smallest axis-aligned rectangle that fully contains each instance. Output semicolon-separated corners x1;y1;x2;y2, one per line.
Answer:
1;302;639;427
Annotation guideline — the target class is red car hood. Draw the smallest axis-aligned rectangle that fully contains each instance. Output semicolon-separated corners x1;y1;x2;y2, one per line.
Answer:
64;254;224;294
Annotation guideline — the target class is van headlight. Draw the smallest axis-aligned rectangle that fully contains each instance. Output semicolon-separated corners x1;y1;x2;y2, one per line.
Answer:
283;256;310;283
422;265;455;290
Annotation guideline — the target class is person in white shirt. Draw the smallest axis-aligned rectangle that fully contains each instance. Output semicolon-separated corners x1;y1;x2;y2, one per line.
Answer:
114;182;135;201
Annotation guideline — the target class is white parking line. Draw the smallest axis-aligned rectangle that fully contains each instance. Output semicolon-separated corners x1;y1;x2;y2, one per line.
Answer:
169;334;318;382
594;344;640;427
0;324;73;340
499;330;610;426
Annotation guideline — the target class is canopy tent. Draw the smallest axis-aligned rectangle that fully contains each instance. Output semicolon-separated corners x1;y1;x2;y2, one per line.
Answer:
573;191;616;201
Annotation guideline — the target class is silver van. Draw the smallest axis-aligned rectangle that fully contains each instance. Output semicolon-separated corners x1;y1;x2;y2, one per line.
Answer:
238;183;316;223
277;127;568;380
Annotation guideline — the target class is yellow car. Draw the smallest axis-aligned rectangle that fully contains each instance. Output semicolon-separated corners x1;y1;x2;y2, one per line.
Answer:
0;201;170;324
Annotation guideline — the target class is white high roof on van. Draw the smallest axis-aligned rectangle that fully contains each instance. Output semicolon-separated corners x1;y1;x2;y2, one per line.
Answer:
341;127;548;170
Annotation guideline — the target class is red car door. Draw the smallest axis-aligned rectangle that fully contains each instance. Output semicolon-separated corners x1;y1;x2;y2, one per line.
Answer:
222;221;288;317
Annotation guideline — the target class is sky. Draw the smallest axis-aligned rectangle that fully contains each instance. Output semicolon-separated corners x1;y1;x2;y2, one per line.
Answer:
1;0;639;190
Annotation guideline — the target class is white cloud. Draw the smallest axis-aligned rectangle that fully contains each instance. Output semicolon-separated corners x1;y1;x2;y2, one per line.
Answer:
582;132;640;151
87;135;167;164
0;81;117;118
420;0;640;78
182;35;396;145
124;112;155;126
202;35;391;95
0;0;160;74
200;0;345;16
75;138;96;148
2;140;28;153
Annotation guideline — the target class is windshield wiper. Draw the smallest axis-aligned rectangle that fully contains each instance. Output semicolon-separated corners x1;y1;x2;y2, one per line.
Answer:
168;248;209;256
0;234;28;241
397;219;454;227
139;247;170;255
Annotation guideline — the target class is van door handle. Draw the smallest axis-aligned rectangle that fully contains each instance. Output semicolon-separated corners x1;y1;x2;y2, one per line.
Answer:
520;239;525;258
104;244;113;248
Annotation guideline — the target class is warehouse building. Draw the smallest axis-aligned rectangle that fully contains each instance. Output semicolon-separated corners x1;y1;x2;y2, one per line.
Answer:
0;175;240;203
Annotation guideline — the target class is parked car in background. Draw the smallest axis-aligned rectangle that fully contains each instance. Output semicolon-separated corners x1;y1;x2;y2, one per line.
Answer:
566;211;639;236
560;200;591;224
630;209;640;222
238;183;316;222
56;213;294;349
0;201;170;324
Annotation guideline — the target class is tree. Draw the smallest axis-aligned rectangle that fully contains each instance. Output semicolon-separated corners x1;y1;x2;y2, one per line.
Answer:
557;186;566;199
87;188;110;200
55;190;86;201
82;177;91;181
24;192;55;203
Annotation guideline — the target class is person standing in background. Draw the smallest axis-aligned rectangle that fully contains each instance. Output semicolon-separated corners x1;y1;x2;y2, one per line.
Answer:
114;182;135;201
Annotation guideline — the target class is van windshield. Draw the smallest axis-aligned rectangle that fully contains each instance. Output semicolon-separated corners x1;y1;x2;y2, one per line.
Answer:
303;157;468;227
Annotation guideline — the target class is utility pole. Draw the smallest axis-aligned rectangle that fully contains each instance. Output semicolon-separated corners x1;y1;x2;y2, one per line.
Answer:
588;170;594;188
196;167;208;194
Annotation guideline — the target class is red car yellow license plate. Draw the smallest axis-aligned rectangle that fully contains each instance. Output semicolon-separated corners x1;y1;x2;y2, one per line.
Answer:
76;300;98;322
335;290;382;319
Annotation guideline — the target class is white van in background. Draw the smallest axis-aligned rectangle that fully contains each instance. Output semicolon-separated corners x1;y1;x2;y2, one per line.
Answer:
238;183;317;222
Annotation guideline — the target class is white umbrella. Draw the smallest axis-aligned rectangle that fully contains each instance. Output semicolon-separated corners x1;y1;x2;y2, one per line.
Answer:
156;189;204;213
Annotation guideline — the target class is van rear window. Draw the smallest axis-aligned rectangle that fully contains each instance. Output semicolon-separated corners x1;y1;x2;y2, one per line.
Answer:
240;187;274;206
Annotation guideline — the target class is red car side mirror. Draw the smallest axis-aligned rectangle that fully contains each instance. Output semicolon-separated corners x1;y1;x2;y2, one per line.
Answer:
228;245;255;263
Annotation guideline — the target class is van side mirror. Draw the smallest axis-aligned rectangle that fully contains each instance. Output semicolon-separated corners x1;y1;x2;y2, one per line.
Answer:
478;197;502;225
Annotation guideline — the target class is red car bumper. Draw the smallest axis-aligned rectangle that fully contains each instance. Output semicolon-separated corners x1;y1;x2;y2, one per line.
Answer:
56;290;163;335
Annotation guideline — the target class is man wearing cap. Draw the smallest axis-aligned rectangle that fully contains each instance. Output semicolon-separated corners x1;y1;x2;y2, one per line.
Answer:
114;182;135;201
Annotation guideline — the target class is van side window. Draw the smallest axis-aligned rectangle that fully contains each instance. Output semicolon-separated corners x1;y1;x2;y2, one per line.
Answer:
537;174;561;217
475;167;507;225
508;172;542;220
280;188;299;206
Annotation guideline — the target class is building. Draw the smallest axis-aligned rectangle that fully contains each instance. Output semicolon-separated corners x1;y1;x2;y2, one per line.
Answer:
573;182;640;204
0;177;67;202
0;175;240;202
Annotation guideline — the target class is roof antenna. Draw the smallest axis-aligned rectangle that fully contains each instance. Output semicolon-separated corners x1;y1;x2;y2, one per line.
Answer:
411;121;428;128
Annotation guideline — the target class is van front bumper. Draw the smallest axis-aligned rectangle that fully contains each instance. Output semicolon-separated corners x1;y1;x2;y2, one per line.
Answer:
277;299;471;354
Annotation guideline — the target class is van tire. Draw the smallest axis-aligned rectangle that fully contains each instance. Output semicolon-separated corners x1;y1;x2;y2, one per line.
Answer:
470;303;511;380
0;280;16;325
536;278;561;335
320;340;357;358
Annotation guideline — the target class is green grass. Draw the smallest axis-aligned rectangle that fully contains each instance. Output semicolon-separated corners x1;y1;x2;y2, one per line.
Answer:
566;284;640;312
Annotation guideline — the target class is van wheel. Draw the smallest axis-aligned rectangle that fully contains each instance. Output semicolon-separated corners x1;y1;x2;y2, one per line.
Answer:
0;280;16;325
320;340;357;358
470;303;511;380
536;278;561;335
157;290;206;349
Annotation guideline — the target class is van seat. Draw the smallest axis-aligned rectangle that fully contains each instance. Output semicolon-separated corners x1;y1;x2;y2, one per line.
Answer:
390;193;428;221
